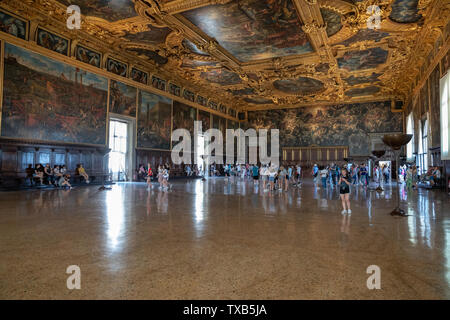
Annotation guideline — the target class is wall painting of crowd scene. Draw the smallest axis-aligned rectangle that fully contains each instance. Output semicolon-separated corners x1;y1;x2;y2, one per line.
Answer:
109;80;137;117
247;101;403;156
137;91;172;150
1;43;108;145
0;10;27;40
198;110;211;131
172;101;196;137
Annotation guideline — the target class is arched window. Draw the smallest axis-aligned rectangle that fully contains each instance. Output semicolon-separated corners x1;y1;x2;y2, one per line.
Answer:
406;113;414;160
422;118;428;173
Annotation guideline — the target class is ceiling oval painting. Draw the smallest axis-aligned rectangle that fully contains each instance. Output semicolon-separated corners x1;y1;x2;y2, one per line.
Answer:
273;77;325;95
320;8;342;37
389;0;422;24
58;0;137;22
182;0;313;62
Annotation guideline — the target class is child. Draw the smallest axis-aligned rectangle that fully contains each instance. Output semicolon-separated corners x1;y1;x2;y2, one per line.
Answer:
60;174;72;189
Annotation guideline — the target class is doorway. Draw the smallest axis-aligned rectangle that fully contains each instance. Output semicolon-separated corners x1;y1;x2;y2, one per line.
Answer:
196;134;207;177
109;120;129;181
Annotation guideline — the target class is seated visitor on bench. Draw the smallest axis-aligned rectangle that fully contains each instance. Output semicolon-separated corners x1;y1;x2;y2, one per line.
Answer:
76;164;90;184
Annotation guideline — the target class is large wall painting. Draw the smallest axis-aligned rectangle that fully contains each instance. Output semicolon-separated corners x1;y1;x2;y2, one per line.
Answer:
137;91;172;150
0;10;27;40
182;0;313;61
172;101;196;137
429;65;440;147
109;80;137;117
1;43;108;145
338;47;388;71
247;101;403;156
198;110;211;131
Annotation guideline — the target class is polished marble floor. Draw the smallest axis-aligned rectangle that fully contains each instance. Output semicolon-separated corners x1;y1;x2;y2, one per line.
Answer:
0;177;449;299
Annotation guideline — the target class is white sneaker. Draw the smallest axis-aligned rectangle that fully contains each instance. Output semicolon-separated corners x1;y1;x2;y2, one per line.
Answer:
347;209;352;215
341;209;347;215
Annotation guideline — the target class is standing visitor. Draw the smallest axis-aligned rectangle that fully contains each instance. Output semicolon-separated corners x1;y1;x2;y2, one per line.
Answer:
251;164;259;186
320;166;328;188
339;168;352;215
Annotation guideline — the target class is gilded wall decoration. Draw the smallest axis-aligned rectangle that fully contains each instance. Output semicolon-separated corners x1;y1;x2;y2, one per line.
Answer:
169;82;181;96
183;89;195;102
151;75;166;91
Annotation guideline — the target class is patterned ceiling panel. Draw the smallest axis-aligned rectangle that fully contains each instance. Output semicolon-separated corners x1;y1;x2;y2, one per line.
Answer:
182;0;313;62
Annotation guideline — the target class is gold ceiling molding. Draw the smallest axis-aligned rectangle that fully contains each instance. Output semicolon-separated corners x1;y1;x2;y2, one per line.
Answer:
1;0;446;112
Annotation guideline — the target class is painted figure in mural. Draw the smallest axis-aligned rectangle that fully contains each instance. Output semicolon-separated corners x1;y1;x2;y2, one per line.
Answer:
0;12;26;39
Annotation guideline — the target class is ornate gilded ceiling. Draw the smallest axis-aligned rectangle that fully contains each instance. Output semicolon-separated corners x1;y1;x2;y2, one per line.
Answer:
1;0;449;112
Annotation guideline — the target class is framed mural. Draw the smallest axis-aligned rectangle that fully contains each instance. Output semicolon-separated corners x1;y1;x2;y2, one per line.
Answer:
137;91;172;150
169;82;181;96
212;115;226;140
172;101;196;136
183;89;195;102
0;9;27;40
198;110;211;131
219;104;227;114
75;44;101;68
109;80;137;117
246;101;403;156
1;43;108;145
208;100;218;111
151;75;166;91
196;95;207;107
106;57;127;77
130;67;148;85
36;28;69;56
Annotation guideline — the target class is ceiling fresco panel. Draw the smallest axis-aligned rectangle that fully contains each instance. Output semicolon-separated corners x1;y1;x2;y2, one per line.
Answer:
389;0;422;24
182;0;313;62
200;68;242;86
337;47;388;72
57;0;137;22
